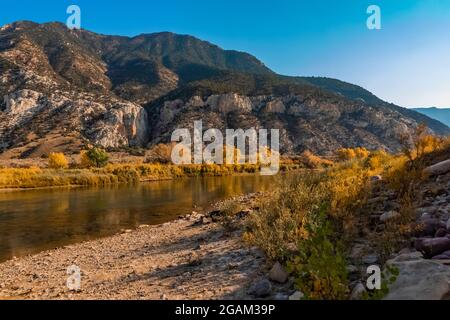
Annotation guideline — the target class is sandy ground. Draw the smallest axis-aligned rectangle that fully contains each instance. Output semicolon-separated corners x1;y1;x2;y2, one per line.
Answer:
0;195;269;300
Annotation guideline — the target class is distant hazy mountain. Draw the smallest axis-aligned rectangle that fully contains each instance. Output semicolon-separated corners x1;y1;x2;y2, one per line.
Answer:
0;21;449;158
412;108;450;128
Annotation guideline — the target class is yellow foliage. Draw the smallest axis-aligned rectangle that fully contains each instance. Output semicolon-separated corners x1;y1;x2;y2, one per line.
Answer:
0;161;296;189
48;153;69;169
300;151;334;169
79;151;92;169
366;150;390;170
354;147;370;159
244;130;449;299
337;148;356;161
337;147;369;161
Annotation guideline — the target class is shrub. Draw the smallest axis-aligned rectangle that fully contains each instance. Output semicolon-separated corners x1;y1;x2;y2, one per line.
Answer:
217;201;247;232
107;165;140;183
244;172;352;299
354;147;370;159
337;147;369;161
388;125;444;196
48;153;69;169
400;124;442;163
244;174;329;260
244;158;377;299
80;148;109;168
287;206;348;300
337;148;356;161
366;150;390;171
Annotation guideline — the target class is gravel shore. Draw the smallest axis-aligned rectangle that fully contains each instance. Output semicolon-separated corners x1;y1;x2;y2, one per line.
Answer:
0;193;269;300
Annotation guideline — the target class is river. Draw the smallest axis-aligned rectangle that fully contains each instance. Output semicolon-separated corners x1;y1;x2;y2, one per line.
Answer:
0;174;284;262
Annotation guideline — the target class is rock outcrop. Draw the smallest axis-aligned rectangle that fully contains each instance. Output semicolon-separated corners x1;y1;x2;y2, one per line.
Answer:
349;155;450;300
87;102;148;148
147;93;429;155
385;252;450;300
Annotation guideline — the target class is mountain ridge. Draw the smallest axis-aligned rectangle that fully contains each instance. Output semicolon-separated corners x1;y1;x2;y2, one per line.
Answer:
0;21;449;158
412;107;450;128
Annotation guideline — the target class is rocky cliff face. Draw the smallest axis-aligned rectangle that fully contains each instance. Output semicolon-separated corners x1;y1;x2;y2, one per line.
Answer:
148;93;420;154
0;89;149;157
0;21;448;158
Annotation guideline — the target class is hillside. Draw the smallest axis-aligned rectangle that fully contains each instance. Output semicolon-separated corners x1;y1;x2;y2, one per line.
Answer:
413;108;450;127
0;21;449;158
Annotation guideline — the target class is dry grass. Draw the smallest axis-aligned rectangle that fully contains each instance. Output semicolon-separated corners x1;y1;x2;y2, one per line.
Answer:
299;151;334;169
0;163;299;189
244;130;450;299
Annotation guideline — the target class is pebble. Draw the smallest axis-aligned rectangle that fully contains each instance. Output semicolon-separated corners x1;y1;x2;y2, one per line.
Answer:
350;282;367;300
247;278;272;298
380;211;400;223
201;217;213;225
274;293;289;300
288;291;304;300
268;262;289;284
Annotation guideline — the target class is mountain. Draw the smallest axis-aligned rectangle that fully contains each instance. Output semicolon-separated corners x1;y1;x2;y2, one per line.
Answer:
412;108;450;128
290;77;450;134
0;21;449;158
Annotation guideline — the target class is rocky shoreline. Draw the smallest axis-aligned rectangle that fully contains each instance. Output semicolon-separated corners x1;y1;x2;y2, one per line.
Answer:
348;160;450;300
385;163;450;300
0;193;297;300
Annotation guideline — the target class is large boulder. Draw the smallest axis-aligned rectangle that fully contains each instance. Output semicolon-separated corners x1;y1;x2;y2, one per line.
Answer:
424;159;450;176
415;238;450;258
419;218;446;237
385;252;450;300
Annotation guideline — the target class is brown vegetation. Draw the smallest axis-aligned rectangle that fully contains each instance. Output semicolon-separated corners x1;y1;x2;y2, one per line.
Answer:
244;129;450;300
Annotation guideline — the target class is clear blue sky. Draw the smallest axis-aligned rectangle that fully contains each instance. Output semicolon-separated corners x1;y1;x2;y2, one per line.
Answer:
1;0;450;107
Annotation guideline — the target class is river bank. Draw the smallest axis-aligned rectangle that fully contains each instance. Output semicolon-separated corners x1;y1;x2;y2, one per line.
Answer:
3;142;450;300
0;163;302;190
0;192;294;300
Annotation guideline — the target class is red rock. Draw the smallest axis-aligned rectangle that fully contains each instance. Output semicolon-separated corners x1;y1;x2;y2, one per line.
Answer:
415;238;450;258
419;218;445;236
435;228;448;238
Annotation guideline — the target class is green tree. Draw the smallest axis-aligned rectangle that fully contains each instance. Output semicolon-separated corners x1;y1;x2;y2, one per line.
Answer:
81;148;109;168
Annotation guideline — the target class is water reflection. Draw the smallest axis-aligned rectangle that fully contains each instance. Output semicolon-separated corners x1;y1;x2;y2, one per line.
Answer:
0;174;285;262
